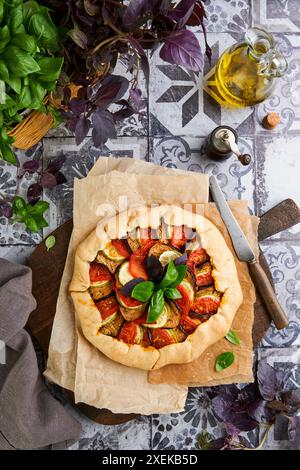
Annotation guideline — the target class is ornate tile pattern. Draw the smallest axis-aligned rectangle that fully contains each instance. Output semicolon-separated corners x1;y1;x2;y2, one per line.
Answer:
1;1;300;451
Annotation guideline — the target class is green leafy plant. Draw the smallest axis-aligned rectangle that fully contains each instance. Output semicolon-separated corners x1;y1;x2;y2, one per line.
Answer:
131;260;187;323
0;0;64;164
12;195;49;232
45;234;55;251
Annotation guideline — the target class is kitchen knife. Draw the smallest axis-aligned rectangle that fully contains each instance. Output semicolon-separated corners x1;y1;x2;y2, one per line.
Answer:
209;175;289;330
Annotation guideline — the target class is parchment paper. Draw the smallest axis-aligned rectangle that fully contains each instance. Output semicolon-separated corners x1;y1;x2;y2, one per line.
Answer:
45;157;210;414
148;200;258;385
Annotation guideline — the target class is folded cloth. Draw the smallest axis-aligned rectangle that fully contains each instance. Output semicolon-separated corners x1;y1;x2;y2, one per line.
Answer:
0;258;81;450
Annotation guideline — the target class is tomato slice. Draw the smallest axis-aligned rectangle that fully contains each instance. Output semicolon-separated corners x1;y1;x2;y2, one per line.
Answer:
96;296;119;320
89;262;113;282
180;316;201;334
118;322;141;345
133;312;148;324
176;284;192;322
191;297;220;315
195;262;214;286
170;225;186;249
111;239;131;258
115;288;143;308
188;247;209;267
129;240;156;280
141;329;151;348
150;329;175;349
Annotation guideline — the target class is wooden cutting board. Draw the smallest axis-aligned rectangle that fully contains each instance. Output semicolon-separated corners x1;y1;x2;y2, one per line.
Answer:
26;199;300;425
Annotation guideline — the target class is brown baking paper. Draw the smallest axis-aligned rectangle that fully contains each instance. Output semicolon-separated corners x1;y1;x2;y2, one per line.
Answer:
45;157;210;414
148;200;258;386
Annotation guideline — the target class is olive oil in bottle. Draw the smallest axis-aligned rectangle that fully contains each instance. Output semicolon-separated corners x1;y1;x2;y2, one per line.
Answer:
205;28;287;108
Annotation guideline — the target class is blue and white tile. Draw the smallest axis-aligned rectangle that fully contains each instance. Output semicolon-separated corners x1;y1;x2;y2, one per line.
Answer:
0;245;35;264
260;241;300;347
252;0;300;33
205;0;251;33
150;135;255;212
149;32;254;138
255;134;300;236
0;143;43;244
66;407;151;450
42;137;148;235
255;34;300;135
257;347;300;450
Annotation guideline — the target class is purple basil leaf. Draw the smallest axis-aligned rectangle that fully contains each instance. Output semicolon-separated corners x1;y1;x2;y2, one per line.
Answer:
68;28;88;49
113;105;135;121
92;109;117;148
102;3;111;24
53;171;67;186
212;392;258;432
120;278;145;297
140;54;150;84
288;415;300;450
282;389;300;415
96;75;129;108
168;0;196;29
23;159;39;173
0;201;13;218
247;398;276;424
174;253;188;265
75;116;91;145
146;255;164;282
129;87;142;110
70;98;86;115
187;1;205;26
159;0;171;15
122;0;159;31
257;361;277;401
225;422;240;438
84;0;100;16
27;183;43;205
46;154;66;174
40;172;57;189
160;29;204;72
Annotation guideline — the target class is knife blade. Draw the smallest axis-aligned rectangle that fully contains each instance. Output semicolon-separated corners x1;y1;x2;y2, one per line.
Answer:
209;175;288;330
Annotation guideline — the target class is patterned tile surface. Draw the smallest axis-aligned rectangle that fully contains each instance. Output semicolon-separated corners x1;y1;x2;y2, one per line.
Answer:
1;0;300;451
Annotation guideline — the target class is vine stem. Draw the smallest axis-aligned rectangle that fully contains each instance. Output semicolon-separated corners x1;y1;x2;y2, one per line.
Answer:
244;424;273;451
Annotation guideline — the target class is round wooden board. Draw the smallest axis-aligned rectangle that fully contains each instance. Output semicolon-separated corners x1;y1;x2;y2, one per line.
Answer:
26;219;273;425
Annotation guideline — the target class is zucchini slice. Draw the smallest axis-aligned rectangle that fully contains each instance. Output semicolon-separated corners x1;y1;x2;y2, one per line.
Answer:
102;242;127;262
117;261;134;286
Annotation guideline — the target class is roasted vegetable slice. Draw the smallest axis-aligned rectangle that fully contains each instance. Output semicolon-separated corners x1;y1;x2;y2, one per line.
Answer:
164;301;181;328
195;262;214;287
149;328;187;349
102;242;127;262
89;281;113;300
96;296;119;322
116;261;135;286
89;262;113;284
191;287;221;315
188;247;210;266
129;240;156;279
127;233;140;252
118;322;144;345
170;225;187;250
115;287;147;321
111;239;131;258
100;312;123;337
96;251;122;274
180;315;202;334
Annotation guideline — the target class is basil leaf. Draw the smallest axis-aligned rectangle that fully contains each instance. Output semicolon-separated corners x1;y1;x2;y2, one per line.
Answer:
34;215;48;229
0;0;3;23
0;60;9;81
3;46;40;77
24;215;39;233
164;287;182;300
6;76;21;95
147;289;165;323
160;260;178;288
23;1;40;22
28;12;60;51
215;352;235;372
169;264;188;288
27;200;49;216
45;235;56;251
29;81;46;106
131;280;155;302
225;330;240;346
36;57;64;81
11;33;37;54
0;141;16;165
18;85;32;109
13;196;27;213
0;26;10;53
8;5;23;35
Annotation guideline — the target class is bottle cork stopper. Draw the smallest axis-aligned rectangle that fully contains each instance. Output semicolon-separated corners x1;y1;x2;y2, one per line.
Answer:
262;112;281;130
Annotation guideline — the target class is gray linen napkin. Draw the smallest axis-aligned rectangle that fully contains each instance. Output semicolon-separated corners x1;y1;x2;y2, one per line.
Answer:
0;258;81;450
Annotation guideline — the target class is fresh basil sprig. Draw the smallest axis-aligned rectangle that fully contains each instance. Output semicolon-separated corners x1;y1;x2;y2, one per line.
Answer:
131;259;187;323
225;329;240;346
12;196;49;233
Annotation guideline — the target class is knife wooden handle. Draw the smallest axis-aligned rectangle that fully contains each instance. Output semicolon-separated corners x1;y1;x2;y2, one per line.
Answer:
248;261;289;330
